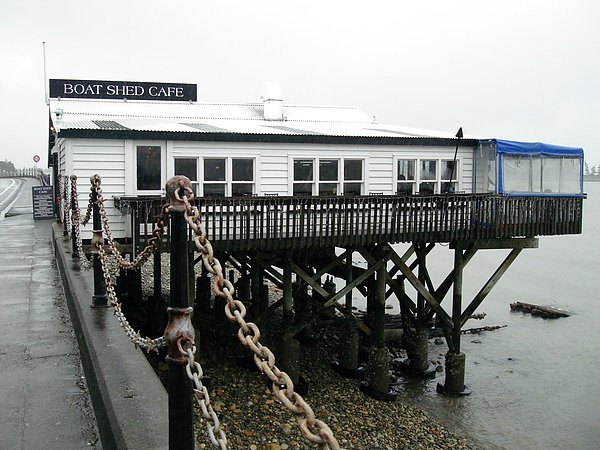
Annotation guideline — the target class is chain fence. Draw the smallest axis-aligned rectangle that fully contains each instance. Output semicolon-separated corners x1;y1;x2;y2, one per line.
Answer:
66;173;340;449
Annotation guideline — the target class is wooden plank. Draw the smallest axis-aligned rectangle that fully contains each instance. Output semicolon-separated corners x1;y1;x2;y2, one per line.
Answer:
290;261;330;298
388;249;452;327
460;247;522;326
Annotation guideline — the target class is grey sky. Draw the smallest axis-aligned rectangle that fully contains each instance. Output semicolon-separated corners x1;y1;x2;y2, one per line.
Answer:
1;0;598;169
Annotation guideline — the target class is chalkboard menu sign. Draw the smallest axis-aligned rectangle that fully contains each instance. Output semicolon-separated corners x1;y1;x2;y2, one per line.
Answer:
32;186;54;220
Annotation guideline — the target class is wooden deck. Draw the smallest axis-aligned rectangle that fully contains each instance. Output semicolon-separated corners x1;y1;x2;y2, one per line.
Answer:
114;194;584;251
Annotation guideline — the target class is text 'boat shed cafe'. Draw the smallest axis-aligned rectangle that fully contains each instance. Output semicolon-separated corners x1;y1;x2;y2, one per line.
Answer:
47;78;585;399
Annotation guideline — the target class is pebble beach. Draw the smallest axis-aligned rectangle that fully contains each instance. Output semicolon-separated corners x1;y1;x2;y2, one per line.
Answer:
137;259;474;450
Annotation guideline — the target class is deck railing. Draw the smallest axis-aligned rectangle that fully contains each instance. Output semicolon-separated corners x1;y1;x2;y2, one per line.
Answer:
114;194;584;251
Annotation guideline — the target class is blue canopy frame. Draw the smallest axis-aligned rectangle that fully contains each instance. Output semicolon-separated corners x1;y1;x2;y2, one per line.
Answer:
482;139;584;196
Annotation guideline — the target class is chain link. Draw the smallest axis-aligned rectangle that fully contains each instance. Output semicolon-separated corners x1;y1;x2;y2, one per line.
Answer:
70;175;92;269
179;339;228;449
182;195;340;450
63;175;71;237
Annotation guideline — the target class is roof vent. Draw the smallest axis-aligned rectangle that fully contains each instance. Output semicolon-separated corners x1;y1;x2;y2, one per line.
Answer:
259;81;283;121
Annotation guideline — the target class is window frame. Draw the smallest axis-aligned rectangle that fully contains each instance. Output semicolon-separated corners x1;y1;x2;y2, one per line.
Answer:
135;142;166;195
394;156;461;195
290;156;365;196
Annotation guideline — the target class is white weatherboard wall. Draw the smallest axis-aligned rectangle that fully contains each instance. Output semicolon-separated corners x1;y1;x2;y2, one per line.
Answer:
171;141;474;196
69;139;127;240
57;137;475;240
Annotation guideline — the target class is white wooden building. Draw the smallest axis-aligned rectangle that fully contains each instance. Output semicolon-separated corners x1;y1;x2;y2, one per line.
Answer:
48;80;483;239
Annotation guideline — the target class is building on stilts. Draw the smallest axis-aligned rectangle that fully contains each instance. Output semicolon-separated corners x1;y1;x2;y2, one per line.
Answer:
47;78;585;398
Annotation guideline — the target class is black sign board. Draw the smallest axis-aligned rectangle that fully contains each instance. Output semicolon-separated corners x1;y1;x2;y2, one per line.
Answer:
49;79;197;102
32;186;54;220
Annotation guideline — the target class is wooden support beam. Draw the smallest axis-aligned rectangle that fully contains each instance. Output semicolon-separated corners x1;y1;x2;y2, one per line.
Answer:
460;248;523;327
312;248;351;281
451;246;464;353
291;261;330;298
322;259;387;308
425;243;478;322
451;238;538;250
388;248;453;328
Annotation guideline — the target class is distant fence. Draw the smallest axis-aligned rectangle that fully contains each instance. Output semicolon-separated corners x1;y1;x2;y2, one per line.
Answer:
0;168;50;185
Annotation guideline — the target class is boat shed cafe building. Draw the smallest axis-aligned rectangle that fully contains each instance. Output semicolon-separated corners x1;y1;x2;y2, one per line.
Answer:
48;78;584;241
47;78;587;401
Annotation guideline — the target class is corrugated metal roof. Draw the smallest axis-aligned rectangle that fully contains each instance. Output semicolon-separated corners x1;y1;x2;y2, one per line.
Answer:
49;98;470;141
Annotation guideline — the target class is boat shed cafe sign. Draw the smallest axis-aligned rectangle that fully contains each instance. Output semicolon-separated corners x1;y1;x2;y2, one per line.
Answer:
49;79;197;101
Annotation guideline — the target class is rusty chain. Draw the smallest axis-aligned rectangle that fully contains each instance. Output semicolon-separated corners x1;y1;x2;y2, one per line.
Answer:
91;175;167;270
179;190;340;450
70;175;92;269
180;339;228;449
96;229;166;351
80;174;167;351
63;175;71;236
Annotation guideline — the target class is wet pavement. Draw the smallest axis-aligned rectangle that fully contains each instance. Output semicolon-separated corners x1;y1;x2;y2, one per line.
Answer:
0;178;101;449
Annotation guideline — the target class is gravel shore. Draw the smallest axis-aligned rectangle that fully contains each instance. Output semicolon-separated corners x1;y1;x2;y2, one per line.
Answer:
135;259;474;450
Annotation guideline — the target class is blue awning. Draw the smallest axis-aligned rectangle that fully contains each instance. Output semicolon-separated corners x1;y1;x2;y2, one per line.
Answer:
491;139;583;158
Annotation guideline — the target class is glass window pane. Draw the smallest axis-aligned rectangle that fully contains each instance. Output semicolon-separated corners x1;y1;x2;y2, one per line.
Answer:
420;160;437;180
531;158;542;192
398;160;415;181
419;182;435;195
319;159;338;181
319;183;337;195
397;183;414;195
542;158;561;193
137;146;162;190
293;183;312;196
503;156;531;193
441;182;457;193
204;159;225;181
203;183;225;197
232;183;253;196
561;158;582;193
232;158;253;181
174;158;197;181
441;160;457;181
344;160;363;181
343;182;362;195
294;159;313;181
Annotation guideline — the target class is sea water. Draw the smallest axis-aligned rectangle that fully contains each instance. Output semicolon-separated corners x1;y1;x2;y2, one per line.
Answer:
393;182;600;449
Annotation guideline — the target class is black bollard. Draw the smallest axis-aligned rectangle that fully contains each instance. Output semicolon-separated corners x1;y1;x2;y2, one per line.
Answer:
165;178;194;450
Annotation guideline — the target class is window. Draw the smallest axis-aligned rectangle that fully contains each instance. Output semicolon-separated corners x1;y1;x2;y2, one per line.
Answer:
293;158;363;195
137;146;162;190
440;160;458;193
397;160;415;194
396;157;460;195
343;159;363;195
293;159;313;195
174;158;198;194
203;158;226;197
319;159;338;195
502;155;582;194
232;158;254;196
183;157;256;197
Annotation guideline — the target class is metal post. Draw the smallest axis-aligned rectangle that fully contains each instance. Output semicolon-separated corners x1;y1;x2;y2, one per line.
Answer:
167;206;194;450
91;177;108;307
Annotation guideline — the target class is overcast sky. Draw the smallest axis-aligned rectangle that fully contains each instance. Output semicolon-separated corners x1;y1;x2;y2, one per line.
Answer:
1;0;598;169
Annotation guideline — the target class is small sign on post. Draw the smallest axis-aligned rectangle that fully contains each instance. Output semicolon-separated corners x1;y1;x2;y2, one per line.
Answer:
32;185;54;220
33;155;40;163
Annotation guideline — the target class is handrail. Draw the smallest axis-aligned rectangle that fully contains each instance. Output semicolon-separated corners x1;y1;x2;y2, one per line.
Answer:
114;193;584;250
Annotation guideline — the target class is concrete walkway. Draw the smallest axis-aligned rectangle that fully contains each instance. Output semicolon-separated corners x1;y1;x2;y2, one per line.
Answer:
0;178;101;449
